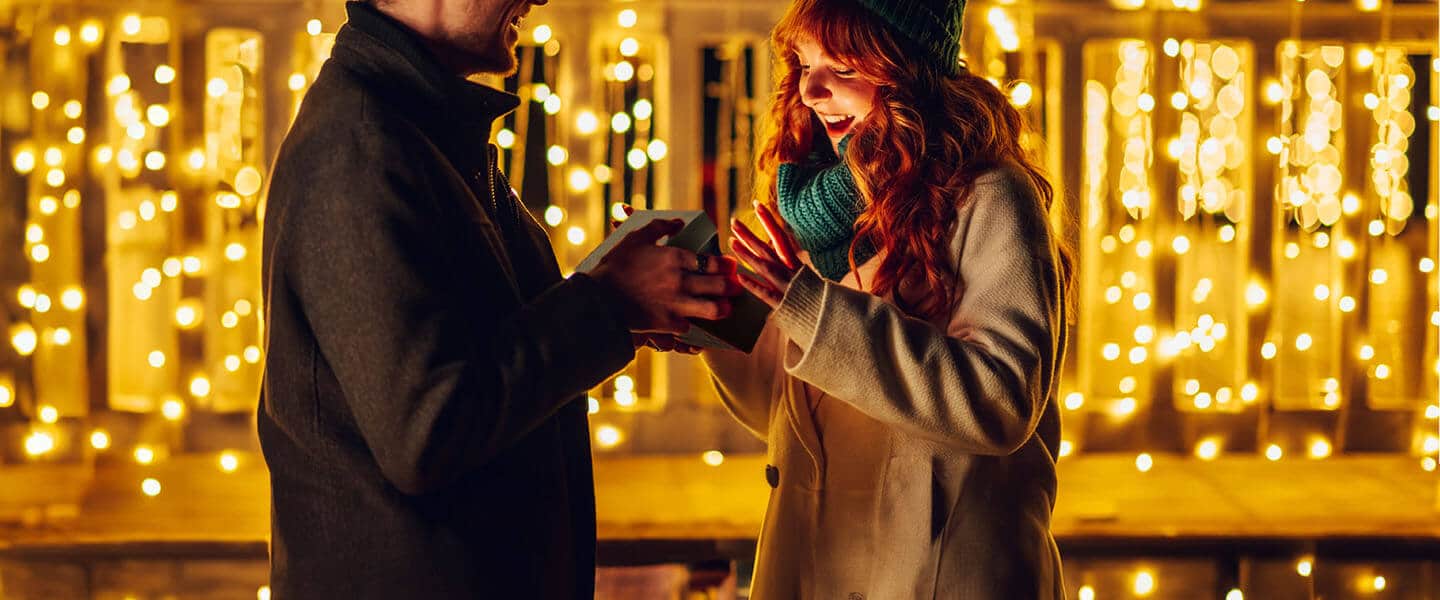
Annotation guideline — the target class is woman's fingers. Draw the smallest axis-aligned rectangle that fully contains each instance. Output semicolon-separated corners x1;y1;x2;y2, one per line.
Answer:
737;272;784;307
754;202;801;270
731;219;784;269
729;238;789;288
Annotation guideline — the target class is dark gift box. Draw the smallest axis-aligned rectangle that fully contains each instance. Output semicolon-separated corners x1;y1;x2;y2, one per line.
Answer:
576;210;771;353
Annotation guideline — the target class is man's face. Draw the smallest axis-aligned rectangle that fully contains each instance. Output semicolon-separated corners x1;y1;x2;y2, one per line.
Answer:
448;0;545;76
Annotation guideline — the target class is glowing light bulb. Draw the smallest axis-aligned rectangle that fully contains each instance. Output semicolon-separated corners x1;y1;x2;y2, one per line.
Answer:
617;9;638;28
595;424;623;448
220;451;240;473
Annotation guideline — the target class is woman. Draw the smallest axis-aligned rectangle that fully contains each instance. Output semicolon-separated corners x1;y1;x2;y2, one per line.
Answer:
701;0;1075;598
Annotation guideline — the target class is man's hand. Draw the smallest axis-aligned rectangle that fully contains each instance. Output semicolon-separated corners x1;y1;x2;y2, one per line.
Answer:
591;216;742;334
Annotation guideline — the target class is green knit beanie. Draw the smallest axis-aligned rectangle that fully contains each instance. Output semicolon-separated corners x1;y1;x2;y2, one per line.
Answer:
852;0;965;76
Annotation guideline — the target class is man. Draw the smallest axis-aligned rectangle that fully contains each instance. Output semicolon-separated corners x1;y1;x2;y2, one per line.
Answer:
258;0;739;596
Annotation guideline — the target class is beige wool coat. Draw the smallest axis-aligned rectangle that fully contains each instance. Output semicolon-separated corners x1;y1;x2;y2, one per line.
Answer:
703;164;1069;600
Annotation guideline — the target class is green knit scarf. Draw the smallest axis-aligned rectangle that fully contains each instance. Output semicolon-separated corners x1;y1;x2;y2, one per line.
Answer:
776;136;876;281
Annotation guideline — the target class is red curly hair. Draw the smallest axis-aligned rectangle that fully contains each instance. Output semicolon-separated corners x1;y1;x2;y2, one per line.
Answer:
758;0;1073;320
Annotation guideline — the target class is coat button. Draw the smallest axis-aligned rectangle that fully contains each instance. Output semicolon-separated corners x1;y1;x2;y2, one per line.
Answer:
765;464;779;488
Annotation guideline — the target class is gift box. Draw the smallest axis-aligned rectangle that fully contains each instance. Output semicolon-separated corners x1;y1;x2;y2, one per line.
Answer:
576;210;771;353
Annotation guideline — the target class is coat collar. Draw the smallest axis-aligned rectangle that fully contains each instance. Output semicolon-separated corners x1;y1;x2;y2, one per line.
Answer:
331;1;519;169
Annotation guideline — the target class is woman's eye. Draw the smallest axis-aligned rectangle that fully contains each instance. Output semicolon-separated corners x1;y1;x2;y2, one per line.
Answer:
833;67;856;77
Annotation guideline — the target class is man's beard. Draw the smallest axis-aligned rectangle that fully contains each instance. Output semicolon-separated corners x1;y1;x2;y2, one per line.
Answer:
458;28;519;77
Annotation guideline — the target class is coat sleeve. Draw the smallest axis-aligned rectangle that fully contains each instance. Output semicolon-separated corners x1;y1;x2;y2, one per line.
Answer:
275;122;635;494
770;169;1064;456
700;316;786;439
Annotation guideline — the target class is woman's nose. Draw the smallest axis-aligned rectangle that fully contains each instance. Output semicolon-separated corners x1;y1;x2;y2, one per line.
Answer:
800;73;832;106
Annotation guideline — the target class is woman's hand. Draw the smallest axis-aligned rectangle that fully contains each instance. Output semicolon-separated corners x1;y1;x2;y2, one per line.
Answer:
730;200;803;309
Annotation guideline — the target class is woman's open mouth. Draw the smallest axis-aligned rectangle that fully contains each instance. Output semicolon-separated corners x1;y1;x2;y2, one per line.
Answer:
818;113;854;137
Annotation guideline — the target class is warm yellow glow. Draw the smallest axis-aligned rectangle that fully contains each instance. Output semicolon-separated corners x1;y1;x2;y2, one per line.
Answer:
1102;343;1121;361
567;164;596;189
220;451;240;473
588;396;600;414
612;112;632;133
187;149;207;171
1261;342;1277;359
151;65;177;86
1064;392;1084;410
244;346;262;364
144;151;166;171
1078;586;1096;600
1133;570;1155;596
134;446;155;465
567;226;586;246
31;91;51;110
627;148;648;170
619;37;639;57
108;74;131;96
161;399;185;421
235;166;264;196
544;206;564;227
543;94;562;114
634;99;654;120
1373;575;1387;591
207;77;230;98
182;256;202;274
1294;334;1312;351
306;19;322;36
1355;48;1376;69
575;110;599;135
1308;438;1331;459
496;129;515;149
1135;452;1153;473
1010;82;1034;107
701;450;724;466
1369;269;1388;285
0;383;11;408
24;431;55;456
56;287;84;313
1195;438;1220;460
142;478;162;497
647;140;668;161
80;22;101;44
1225;589;1243;600
38;405;58;424
1374;364;1390;380
14;149;36;174
11;324;38;356
617;8;638;27
1338;296;1356;312
614;61;636;82
595;424;623;448
1297;559;1313;577
1170;91;1188;110
532;24;553;44
546;145;568;166
1058;440;1074;457
90;430;111;450
225;243;247;261
1266;444;1283;461
190;375;211;398
222;311;240;328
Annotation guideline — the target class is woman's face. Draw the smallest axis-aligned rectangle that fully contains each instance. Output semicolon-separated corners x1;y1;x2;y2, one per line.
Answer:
794;38;879;155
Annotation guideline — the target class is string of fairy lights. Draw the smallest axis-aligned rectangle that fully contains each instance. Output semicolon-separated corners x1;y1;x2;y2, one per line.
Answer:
0;0;1435;595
